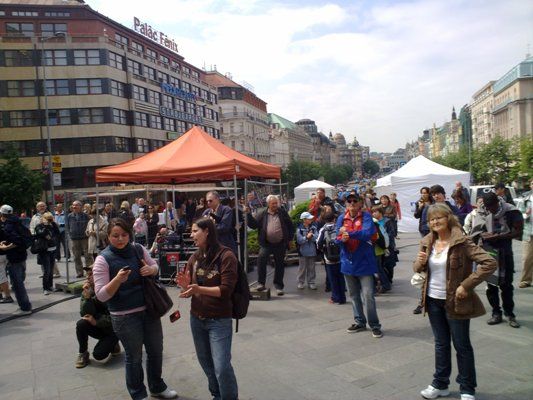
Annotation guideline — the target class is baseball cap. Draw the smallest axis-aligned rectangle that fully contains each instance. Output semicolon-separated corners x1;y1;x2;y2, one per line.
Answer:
300;211;314;220
346;193;361;202
0;204;13;215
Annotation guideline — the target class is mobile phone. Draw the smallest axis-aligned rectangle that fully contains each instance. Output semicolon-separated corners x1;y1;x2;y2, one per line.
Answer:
169;309;181;323
122;266;131;271
421;245;428;253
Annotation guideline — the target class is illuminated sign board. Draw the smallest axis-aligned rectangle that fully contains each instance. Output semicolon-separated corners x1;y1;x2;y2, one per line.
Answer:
160;106;203;125
161;82;196;102
133;17;178;53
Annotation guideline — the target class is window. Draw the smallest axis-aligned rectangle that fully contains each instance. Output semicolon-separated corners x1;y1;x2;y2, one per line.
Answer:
45;11;70;17
157;71;169;83
233;106;238;115
44;50;67;66
181;81;191;92
162;94;173;108
176;120;186;133
10;110;40;127
148;90;160;105
136;138;150;153
163;118;175;131
169;76;179;87
191;85;200;97
5;50;33;66
171;61;180;71
160;55;169;65
7;81;35;97
48;109;71;125
175;99;185;112
182;66;191;75
75;79;102;95
230;122;234;133
127;59;142;75
6;22;35;37
41;23;66;37
46;79;69;95
191;70;200;81
131;41;143;55
74;49;100;65
146;48;157;61
12;11;38;17
132;85;147;101
186;102;195;114
145;66;156;81
150;115;162;129
78;108;104;124
115;33;128;47
110;80;125;97
109;51;124;69
114;137;129;152
134;112;148;127
113;109;127;125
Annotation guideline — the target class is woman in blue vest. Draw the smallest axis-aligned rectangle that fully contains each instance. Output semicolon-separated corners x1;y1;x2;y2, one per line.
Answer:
93;218;177;400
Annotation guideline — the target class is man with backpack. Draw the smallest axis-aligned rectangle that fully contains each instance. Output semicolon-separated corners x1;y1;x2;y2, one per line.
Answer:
317;211;346;304
0;204;32;315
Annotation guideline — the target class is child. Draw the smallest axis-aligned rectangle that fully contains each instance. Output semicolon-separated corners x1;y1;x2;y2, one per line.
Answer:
371;206;391;293
317;211;346;304
296;212;318;290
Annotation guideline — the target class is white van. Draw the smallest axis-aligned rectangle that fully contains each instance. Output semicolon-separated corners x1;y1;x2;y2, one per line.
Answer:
469;185;517;206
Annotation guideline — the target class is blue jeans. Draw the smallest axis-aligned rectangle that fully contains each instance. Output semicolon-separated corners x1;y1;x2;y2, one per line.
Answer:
376;255;391;291
344;274;380;329
190;315;238;400
7;261;32;311
110;311;167;400
325;263;346;303
39;251;55;291
427;297;476;396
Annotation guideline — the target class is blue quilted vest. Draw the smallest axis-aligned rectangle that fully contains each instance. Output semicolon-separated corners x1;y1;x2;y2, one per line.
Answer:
100;244;144;312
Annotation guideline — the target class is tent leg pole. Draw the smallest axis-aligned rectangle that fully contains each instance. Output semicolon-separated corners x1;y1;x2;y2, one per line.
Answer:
233;174;241;263
95;183;100;255
244;179;248;272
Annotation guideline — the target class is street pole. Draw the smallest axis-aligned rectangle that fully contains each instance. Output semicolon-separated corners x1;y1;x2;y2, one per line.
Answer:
40;32;65;210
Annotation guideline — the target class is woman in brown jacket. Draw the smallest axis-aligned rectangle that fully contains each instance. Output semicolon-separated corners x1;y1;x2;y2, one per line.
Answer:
176;217;238;400
414;204;496;400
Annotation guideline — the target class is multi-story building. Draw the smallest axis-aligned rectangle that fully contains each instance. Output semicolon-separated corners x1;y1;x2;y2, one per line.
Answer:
295;119;332;165
443;108;462;155
492;56;533;141
204;71;271;163
470;81;495;148
331;132;354;168
388;148;407;170
268;113;314;168
0;0;220;194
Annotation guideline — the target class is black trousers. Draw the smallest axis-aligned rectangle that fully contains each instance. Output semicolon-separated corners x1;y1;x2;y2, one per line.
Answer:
486;249;515;318
257;242;287;289
76;319;119;360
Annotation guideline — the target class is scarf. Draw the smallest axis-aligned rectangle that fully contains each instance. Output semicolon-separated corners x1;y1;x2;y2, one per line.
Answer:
486;199;518;235
109;243;135;259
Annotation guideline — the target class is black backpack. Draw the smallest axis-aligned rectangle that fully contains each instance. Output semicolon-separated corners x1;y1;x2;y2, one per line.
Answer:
217;248;250;333
323;226;341;262
16;223;33;249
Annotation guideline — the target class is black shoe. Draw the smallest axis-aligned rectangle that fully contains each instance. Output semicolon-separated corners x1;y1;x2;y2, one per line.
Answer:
0;296;14;304
508;317;520;328
487;314;503;325
371;328;383;338
346;323;366;333
413;305;423;314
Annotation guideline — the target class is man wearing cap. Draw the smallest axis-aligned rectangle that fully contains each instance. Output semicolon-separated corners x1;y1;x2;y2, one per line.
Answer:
0;205;32;315
336;193;383;338
245;194;294;295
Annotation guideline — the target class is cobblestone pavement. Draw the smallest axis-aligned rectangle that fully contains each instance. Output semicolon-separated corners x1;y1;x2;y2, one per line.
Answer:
1;234;531;400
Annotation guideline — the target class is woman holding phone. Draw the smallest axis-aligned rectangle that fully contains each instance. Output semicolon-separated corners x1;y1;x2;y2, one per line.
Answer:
93;218;177;400
413;204;496;400
176;217;239;400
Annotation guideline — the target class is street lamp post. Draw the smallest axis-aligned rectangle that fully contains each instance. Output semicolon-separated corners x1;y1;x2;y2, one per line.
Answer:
40;32;65;210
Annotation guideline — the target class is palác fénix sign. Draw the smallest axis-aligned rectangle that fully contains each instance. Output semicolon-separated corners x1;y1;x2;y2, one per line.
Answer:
133;17;178;53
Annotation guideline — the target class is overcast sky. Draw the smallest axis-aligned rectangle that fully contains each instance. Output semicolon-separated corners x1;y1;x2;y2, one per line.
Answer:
88;0;532;152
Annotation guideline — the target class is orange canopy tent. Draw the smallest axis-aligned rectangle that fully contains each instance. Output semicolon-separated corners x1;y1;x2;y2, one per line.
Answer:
95;126;280;184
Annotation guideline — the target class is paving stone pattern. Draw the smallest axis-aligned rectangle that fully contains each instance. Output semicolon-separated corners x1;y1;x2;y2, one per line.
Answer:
0;234;531;400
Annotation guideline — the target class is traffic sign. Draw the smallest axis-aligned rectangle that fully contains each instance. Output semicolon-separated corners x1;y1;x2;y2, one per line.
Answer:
53;173;61;187
52;155;62;172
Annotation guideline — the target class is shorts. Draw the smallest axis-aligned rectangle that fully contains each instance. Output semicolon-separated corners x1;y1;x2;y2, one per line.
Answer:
0;255;7;284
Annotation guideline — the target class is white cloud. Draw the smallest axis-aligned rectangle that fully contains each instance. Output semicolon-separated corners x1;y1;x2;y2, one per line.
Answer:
87;0;533;151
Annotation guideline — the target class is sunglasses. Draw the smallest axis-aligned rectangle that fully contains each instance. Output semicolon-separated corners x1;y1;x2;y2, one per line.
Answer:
346;199;359;204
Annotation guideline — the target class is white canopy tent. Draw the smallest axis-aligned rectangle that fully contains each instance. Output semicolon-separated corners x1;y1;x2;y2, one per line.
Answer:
374;156;470;233
294;179;334;204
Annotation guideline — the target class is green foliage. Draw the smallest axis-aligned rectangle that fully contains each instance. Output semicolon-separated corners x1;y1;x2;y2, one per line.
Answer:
0;145;43;213
247;230;259;255
362;160;380;176
282;160;353;194
289;200;311;229
518;138;533;179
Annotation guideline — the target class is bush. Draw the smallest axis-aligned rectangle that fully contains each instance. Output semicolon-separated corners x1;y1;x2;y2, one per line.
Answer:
289;200;311;229
247;230;259;254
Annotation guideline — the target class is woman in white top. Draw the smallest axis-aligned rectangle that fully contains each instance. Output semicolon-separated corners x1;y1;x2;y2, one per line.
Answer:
413;203;496;400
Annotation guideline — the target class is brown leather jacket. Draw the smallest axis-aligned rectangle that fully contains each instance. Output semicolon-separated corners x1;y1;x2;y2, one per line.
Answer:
413;227;496;319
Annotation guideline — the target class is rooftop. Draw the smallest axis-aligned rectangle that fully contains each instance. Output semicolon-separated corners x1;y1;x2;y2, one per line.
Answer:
268;113;298;130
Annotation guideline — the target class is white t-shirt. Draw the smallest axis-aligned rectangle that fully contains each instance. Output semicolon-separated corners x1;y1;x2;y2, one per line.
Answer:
428;245;449;300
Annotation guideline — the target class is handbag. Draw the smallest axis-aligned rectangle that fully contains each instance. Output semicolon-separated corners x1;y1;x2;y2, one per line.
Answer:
410;271;427;288
133;244;173;317
30;237;49;255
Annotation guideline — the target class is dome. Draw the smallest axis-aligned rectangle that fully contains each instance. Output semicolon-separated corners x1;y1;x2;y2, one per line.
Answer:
333;133;346;146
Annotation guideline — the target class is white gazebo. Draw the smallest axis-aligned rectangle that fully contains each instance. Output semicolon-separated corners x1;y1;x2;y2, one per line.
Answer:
294;179;334;204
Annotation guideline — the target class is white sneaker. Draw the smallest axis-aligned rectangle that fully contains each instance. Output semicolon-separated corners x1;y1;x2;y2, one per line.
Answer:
297;283;305;289
150;388;178;398
461;395;475;400
43;290;51;295
12;308;32;316
420;385;450;399
309;283;317;290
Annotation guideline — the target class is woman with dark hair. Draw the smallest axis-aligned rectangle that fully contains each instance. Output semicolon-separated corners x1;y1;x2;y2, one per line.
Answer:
414;204;496;400
145;205;160;248
93;218;177;400
415;186;434;237
176;217;239;400
452;190;473;226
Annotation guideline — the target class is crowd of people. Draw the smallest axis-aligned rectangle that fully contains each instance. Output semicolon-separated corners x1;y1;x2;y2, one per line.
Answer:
0;178;531;400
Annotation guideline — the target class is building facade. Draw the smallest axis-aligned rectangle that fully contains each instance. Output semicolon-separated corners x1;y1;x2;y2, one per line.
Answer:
204;71;271;163
0;0;220;194
470;81;495;148
268;113;314;168
295;119;333;165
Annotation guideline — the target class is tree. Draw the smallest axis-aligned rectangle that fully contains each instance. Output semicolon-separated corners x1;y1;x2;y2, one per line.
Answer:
0;145;43;213
472;137;516;184
362;160;380;176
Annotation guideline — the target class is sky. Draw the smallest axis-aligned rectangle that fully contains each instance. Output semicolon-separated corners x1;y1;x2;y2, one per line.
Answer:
87;0;533;152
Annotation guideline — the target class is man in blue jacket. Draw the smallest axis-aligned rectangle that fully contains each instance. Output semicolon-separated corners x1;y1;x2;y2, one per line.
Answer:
336;193;382;338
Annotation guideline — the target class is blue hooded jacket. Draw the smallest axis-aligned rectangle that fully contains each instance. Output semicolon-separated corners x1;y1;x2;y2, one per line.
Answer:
335;210;377;276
